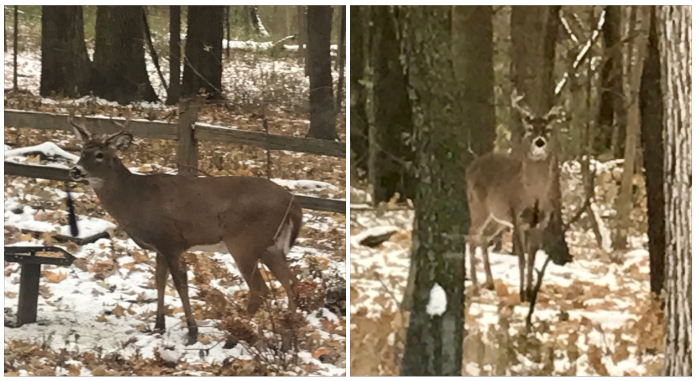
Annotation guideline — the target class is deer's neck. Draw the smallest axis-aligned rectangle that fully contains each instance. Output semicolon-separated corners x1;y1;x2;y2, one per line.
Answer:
520;157;554;192
91;159;134;203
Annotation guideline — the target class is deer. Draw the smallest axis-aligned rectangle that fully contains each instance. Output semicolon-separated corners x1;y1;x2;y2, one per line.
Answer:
68;116;303;345
465;90;561;302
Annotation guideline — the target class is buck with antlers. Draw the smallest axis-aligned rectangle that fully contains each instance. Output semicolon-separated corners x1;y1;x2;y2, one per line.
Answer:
465;90;561;302
68;115;302;345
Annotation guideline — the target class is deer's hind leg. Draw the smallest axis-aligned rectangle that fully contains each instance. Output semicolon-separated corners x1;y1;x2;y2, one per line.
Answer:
226;238;270;315
480;223;504;291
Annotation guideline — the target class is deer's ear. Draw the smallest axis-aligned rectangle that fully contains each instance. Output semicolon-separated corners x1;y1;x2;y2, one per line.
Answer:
109;133;133;151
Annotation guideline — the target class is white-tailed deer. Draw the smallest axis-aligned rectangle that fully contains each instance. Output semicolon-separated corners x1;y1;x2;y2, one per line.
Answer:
465;90;560;302
69;116;302;345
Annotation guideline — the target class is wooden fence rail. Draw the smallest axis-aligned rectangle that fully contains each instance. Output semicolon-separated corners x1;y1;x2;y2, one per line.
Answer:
4;162;346;214
4;104;346;214
4;110;346;158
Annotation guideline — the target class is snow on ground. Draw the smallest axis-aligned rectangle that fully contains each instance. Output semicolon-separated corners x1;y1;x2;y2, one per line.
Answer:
350;161;662;376
4;172;345;376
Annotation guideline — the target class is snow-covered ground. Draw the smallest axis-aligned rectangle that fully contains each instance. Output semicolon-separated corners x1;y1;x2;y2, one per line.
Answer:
350;161;662;376
4;41;346;375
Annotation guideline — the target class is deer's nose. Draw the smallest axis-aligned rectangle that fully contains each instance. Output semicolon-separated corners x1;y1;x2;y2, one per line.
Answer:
534;138;546;148
69;166;86;180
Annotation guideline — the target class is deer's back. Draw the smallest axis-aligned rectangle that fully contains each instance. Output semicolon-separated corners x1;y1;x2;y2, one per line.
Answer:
466;153;523;222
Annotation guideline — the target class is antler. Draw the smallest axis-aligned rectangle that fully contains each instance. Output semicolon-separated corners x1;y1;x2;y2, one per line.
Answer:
511;88;534;119
68;108;91;141
105;112;132;143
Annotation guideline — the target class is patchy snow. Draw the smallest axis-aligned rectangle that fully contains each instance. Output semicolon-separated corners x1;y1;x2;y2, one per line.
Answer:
4;142;79;163
272;178;339;192
426;283;447;317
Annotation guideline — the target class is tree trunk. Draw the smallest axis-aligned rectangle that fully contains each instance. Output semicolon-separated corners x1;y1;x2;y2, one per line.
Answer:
349;6;368;177
40;6;91;98
639;7;665;296
511;6;571;265
297;6;307;73
396;6;468;376
369;6;414;204
166;5;181;105
335;5;345;114
305;6;337;140
658;5;691;376
452;6;495;156
613;7;648;250
593;6;624;157
247;5;269;38
13;5;18;91
181;6;224;99
91;6;159;105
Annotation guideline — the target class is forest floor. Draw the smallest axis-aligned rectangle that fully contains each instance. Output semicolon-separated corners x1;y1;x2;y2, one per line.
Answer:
4;47;346;376
350;159;663;376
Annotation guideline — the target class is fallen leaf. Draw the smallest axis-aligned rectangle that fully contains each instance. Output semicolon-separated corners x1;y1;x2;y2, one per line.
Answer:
96;314;107;322
45;271;67;283
112;304;125;318
68;364;81;376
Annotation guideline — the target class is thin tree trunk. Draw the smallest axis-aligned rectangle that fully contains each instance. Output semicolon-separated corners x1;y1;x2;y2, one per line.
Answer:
166;5;181;105
335;5;345;114
143;8;168;95
613;7;649;250
594;6;623;157
13;5;18;91
298;6;308;76
181;6;224;99
225;6;230;58
640;7;665;295
305;6;337;140
349;6;368;177
396;6;468;376
658;5;691;376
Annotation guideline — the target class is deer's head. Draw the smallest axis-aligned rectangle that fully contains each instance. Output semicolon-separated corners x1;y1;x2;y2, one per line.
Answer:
69;117;133;187
511;89;562;161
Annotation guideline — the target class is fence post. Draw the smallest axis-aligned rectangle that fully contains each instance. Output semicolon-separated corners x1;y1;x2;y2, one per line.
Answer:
177;99;199;177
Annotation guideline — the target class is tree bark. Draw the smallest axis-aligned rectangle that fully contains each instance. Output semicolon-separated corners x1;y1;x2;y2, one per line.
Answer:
452;6;495;156
369;6;414;204
13;6;18;91
593;6;624;157
613;7;649;250
639;7;665;296
40;6;91;98
297;6;307;73
305;6;337;140
349;6;368;176
181;6;224;99
511;6;571;265
91;6;159;104
336;5;345;114
166;5;181;105
396;6;468;376
658;5;691;376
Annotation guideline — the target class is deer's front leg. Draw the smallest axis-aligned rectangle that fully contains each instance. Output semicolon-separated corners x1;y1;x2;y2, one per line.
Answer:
154;254;170;333
165;252;198;346
512;220;527;302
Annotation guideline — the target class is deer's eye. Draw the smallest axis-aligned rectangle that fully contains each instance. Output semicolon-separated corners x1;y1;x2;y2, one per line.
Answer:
95;152;104;160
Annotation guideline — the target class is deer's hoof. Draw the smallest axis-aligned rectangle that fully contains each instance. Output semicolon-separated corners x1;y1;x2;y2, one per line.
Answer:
519;291;528;303
185;332;198;346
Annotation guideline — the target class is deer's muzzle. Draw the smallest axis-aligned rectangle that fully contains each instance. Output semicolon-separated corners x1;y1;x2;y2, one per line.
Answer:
69;165;86;181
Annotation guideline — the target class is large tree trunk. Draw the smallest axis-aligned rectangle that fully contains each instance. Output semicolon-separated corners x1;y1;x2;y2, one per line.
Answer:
396;6;468;376
369;6;414;204
336;5;345;113
349;6;368;178
593;6;624;157
612;7;649;250
511;6;571;265
165;5;181;105
181;6;224;99
91;6;159;105
658;5;691;376
40;6;91;98
305;6;337;140
639;7;665;296
452;6;495;156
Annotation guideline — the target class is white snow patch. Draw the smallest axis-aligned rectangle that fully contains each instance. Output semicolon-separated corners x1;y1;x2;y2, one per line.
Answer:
426;283;447;317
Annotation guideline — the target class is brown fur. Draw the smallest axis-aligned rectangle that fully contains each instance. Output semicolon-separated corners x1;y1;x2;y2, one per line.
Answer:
71;123;302;345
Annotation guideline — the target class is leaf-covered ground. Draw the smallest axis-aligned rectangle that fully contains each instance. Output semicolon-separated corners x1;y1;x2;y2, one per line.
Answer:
4;46;346;376
349;160;663;376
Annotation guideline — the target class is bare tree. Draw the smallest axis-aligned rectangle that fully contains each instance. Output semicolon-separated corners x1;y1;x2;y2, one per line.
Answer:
396;6;468;376
166;6;181;105
305;6;337;140
657;5;691;377
181;6;224;99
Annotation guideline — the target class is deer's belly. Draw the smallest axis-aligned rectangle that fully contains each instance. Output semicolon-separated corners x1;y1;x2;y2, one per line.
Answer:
188;241;229;253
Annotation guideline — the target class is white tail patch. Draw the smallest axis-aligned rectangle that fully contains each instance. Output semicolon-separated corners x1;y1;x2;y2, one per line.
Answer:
270;221;293;256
